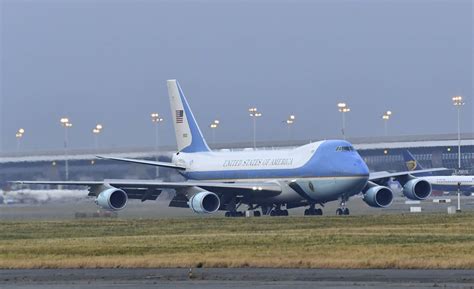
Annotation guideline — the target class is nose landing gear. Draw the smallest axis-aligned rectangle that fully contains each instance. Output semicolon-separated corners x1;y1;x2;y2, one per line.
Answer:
336;197;350;215
336;208;350;215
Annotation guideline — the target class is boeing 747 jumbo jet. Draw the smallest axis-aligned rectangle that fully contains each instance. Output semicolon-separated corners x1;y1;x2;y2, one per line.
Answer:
15;80;445;216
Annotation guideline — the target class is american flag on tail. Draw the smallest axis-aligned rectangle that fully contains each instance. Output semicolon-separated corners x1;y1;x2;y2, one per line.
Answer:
176;110;184;123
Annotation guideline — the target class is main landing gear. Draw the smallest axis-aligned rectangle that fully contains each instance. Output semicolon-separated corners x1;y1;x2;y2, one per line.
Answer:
224;197;243;217
304;203;323;216
223;203;291;217
336;197;350;215
224;200;262;217
270;209;289;216
224;210;262;217
260;205;289;217
269;204;289;216
225;211;244;217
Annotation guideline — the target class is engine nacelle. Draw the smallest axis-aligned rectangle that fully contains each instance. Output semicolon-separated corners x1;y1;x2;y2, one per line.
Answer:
189;191;220;214
363;186;393;208
403;179;431;200
95;188;128;211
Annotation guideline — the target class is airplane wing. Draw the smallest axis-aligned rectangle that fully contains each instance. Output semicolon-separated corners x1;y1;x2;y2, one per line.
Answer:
369;168;449;182
13;179;282;200
96;156;186;170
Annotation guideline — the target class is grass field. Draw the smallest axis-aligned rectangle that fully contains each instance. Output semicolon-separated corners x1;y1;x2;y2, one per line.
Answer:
0;213;473;269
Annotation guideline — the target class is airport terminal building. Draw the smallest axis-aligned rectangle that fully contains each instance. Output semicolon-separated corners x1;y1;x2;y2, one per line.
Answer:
1;133;473;189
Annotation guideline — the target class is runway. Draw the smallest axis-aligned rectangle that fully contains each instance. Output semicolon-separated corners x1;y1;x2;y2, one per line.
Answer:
1;195;473;220
1;268;473;289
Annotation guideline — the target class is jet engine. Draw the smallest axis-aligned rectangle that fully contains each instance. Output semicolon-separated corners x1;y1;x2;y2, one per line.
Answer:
402;179;431;200
95;187;128;211
362;186;393;208
188;191;220;214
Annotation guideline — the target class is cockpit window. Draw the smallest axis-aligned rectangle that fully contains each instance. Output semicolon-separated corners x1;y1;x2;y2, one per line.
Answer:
336;146;354;152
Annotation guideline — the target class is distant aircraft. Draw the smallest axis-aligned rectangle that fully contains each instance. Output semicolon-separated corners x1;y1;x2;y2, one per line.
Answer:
15;80;445;216
402;150;473;196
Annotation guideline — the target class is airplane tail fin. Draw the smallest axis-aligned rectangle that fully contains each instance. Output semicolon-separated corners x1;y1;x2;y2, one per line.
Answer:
167;80;211;153
402;150;423;171
401;149;437;178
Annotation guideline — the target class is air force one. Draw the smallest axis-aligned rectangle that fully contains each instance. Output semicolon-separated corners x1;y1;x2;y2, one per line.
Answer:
15;80;446;216
403;150;473;196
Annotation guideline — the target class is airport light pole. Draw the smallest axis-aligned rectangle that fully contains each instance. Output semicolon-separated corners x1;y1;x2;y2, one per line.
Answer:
60;117;72;181
92;124;103;150
285;115;295;141
452;96;464;170
337;102;350;140
457;182;462;212
15;128;25;152
382;110;392;137
151;113;164;178
209;119;220;145
249;107;262;149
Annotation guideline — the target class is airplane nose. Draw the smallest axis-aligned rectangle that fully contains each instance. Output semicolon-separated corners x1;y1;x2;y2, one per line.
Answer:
349;158;369;192
350;157;369;183
357;159;370;176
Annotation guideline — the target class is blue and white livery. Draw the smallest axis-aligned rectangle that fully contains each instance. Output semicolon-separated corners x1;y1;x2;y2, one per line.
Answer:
15;80;446;216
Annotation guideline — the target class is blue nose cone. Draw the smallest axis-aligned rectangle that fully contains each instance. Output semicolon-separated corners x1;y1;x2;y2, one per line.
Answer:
313;140;369;179
354;157;370;176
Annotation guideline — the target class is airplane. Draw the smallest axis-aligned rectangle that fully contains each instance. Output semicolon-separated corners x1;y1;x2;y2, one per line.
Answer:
403;150;474;196
14;80;446;217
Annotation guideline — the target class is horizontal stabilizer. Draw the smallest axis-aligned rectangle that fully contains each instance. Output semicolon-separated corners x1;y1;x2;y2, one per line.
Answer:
96;156;186;170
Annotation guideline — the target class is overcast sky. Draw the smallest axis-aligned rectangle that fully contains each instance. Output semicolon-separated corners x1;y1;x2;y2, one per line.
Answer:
0;0;472;152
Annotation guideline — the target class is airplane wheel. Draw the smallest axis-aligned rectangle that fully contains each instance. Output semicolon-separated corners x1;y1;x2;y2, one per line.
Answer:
343;208;350;215
304;209;309;216
253;211;261;217
282;210;289;216
225;212;231;217
316;209;323;216
270;210;277;216
336;208;343;215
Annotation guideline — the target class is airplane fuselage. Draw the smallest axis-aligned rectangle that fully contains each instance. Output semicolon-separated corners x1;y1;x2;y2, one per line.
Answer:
173;140;370;205
421;175;474;194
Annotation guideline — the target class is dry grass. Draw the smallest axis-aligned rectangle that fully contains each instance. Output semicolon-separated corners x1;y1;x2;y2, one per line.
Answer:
0;213;473;269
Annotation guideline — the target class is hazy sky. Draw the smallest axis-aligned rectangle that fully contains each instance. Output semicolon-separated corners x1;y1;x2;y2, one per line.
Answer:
1;0;472;152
